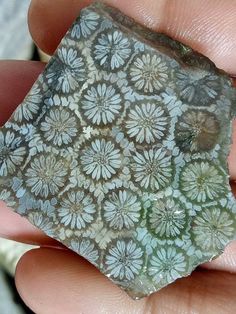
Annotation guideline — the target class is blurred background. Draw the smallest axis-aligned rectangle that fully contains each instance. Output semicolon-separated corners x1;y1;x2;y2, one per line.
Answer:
0;0;32;60
0;0;46;313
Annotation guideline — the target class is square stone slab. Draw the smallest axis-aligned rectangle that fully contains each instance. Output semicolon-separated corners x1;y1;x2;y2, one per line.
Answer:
1;2;236;298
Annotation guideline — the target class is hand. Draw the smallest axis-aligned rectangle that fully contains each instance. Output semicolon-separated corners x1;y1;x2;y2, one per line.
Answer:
1;0;236;313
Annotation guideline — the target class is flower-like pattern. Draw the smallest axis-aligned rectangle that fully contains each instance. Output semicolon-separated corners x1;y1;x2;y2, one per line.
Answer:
129;54;168;94
46;46;86;93
81;82;122;125
71;11;99;39
148;247;187;284
80;138;121;181
176;69;220;105
1;2;236;299
175;109;220;152
28;212;54;236
180;161;225;203
131;148;172;191
105;239;143;280
25;154;68;198
40;107;78;146
125;100;169;144
102;190;141;230
70;238;99;265
93;30;131;70
13;82;44;123
0;130;26;176
192;208;235;251
58;190;96;229
148;199;187;238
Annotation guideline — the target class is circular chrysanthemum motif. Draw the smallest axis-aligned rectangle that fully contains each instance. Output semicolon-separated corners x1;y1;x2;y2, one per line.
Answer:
102;190;142;231
81;82;122;125
28;212;54;236
129;53;168;94
180;161;225;203
0;130;26;176
13;82;44;123
176;68;220;105
131;148;172;191
192;207;235;251
148;247;187;285
148;199;188;238
46;46;86;93
175;109;220;152
40;107;78;146
104;239;144;281
80;138;121;181
57;189;96;230
125;100;169;144
70;11;100;39
70;238;99;266
93;30;131;71
25;154;68;198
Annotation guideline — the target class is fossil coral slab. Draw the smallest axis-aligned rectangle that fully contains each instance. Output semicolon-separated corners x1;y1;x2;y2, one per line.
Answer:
1;2;236;298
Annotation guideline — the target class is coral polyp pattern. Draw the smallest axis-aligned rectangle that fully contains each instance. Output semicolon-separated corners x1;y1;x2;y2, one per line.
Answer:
1;2;236;298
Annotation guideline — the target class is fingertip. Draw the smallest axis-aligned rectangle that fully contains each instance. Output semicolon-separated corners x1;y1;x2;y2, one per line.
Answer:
29;0;236;74
28;0;91;55
15;248;42;313
15;248;143;314
15;248;236;314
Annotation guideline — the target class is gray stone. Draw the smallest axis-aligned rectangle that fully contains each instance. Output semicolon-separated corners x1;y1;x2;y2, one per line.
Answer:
0;2;236;298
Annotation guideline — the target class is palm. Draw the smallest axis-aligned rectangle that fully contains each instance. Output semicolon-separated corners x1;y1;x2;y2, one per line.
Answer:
1;0;236;313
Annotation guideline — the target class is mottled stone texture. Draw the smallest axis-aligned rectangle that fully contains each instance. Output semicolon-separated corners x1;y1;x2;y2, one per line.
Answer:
1;2;236;298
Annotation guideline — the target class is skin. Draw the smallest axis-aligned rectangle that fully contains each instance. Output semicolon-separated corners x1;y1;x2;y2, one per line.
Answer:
1;0;236;312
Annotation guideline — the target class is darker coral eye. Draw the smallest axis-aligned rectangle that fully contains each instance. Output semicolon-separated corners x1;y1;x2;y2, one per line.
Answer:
175;109;220;152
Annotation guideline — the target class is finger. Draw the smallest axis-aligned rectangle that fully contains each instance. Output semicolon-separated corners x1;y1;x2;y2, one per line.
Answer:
16;248;236;314
29;0;236;75
28;0;91;57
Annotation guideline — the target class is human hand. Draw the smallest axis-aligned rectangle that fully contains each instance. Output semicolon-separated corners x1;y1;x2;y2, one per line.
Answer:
1;0;236;313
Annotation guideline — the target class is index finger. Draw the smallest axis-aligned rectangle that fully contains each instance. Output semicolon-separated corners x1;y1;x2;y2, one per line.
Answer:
29;0;236;74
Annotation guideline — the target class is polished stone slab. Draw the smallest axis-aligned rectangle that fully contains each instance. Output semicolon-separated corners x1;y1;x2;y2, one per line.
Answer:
1;2;236;298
